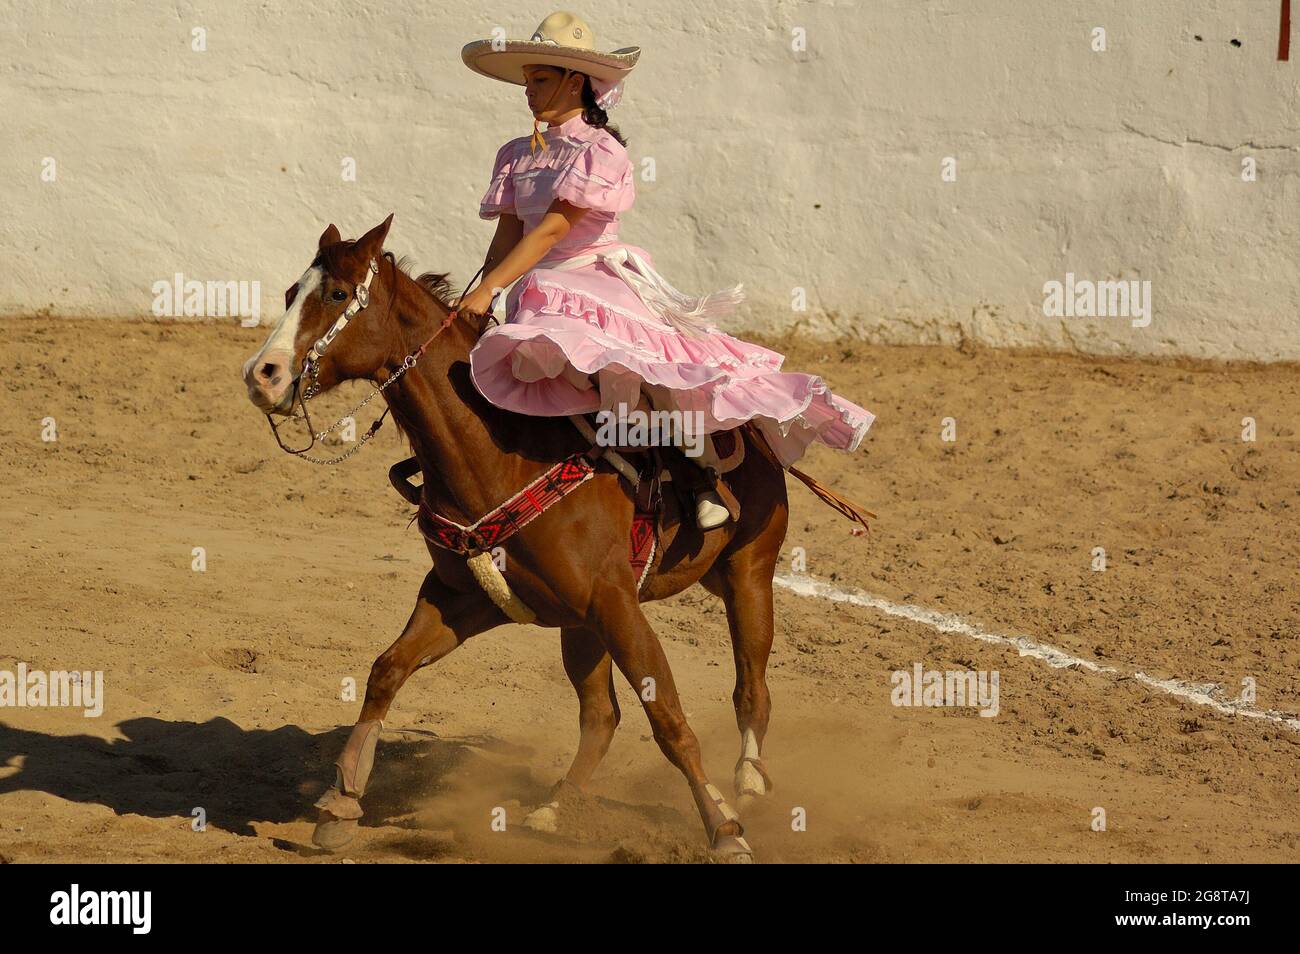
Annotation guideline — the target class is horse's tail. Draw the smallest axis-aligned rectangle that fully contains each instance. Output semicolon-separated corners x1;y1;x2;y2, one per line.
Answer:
742;422;876;537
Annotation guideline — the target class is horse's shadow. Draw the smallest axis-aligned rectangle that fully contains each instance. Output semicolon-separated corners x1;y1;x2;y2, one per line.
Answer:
0;717;546;845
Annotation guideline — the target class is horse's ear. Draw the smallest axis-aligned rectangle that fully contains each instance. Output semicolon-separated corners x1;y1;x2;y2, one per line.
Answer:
319;224;341;249
357;213;394;258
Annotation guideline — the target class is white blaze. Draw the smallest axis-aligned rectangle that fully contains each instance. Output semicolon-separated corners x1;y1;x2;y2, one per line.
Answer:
243;265;322;378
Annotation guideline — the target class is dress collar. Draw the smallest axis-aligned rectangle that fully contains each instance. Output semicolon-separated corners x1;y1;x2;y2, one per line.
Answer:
530;110;593;154
544;111;591;141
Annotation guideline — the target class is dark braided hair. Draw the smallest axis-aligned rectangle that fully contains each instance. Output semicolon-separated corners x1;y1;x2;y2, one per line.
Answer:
579;73;627;146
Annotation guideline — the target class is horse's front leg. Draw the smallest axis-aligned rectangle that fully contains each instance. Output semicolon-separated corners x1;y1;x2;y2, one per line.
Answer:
522;625;620;833
312;569;506;850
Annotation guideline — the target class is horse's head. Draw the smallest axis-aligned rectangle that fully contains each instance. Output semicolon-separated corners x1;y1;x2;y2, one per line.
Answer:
241;214;396;415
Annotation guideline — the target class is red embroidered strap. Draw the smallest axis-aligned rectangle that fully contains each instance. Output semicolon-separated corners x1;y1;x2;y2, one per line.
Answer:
417;453;596;553
630;512;656;588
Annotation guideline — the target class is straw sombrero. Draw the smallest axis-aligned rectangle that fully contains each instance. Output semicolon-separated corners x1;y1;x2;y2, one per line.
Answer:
462;11;640;104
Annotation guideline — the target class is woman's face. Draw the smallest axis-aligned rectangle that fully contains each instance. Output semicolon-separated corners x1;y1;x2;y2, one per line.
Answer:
522;64;583;122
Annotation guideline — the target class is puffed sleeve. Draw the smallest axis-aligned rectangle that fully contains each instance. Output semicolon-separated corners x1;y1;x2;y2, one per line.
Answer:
551;137;635;213
479;140;518;220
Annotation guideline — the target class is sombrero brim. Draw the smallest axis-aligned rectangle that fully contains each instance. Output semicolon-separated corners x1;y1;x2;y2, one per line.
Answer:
461;39;640;87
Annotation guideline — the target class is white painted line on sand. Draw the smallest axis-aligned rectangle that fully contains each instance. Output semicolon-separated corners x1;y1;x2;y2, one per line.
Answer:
773;572;1300;734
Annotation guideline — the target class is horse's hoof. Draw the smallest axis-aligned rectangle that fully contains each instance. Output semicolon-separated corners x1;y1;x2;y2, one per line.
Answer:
711;833;754;863
312;811;359;851
736;792;758;812
522;802;559;834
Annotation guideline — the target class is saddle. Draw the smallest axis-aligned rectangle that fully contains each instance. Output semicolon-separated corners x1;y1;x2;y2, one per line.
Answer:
567;383;746;525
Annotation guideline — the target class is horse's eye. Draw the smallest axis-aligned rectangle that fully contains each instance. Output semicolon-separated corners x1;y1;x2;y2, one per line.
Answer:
331;289;347;302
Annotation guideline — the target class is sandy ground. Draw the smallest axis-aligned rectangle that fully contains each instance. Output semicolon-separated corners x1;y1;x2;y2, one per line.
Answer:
0;316;1296;863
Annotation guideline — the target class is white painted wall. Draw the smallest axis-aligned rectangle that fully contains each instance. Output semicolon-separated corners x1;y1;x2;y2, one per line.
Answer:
2;1;1297;360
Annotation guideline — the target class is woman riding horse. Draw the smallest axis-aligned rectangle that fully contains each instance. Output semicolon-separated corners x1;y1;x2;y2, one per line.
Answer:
240;10;878;864
456;11;874;529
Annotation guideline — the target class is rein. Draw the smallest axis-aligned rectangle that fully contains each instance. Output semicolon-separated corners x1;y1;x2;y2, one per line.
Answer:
266;256;487;465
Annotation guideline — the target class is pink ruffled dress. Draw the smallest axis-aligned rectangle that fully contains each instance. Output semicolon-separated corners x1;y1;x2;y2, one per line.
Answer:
468;111;875;468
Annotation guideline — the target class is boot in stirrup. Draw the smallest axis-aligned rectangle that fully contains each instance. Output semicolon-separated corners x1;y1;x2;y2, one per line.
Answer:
696;488;729;529
692;451;730;530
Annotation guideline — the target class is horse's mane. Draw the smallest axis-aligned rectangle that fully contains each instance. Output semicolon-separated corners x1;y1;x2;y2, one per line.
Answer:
383;251;457;310
376;251;470;450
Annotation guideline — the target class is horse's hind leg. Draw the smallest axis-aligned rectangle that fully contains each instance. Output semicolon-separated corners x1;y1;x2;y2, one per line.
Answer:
312;569;505;850
587;579;752;862
720;568;777;808
703;533;785;808
523;626;619;833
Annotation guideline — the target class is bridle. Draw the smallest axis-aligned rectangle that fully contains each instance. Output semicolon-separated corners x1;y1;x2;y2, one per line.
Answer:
266;254;487;465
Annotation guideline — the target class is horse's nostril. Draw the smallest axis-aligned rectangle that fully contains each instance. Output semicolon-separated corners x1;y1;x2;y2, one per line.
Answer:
259;362;279;382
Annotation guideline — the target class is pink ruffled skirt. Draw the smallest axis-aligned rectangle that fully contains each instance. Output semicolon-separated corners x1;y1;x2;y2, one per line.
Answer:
468;243;874;468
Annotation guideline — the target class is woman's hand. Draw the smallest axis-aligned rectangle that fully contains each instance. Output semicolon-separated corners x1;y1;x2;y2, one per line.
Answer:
455;285;498;319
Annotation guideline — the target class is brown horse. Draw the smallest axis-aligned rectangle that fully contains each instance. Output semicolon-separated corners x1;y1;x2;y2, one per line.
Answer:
241;214;792;861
